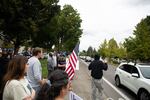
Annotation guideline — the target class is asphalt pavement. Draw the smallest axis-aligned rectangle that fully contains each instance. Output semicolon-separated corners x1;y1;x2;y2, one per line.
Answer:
65;59;137;100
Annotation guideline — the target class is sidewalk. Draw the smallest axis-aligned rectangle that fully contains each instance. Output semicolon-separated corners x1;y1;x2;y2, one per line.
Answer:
65;60;107;100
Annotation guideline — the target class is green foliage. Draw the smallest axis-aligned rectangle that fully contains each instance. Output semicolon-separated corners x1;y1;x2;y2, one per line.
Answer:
98;38;126;59
0;0;60;52
117;43;126;59
87;46;93;56
124;37;137;60
40;59;48;78
57;5;82;51
98;39;108;58
79;50;86;56
92;48;97;57
1;41;14;48
108;38;118;58
124;16;150;61
0;1;82;54
86;46;98;57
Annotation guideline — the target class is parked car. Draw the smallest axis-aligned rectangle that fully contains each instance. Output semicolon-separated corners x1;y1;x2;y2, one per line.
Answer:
80;56;86;60
85;56;92;62
115;62;150;100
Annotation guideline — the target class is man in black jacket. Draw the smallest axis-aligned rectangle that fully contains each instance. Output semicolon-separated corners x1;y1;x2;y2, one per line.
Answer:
0;49;10;88
88;54;108;100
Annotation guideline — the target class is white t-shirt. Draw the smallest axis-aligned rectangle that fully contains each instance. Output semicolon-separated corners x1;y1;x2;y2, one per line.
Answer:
53;55;57;67
3;78;33;100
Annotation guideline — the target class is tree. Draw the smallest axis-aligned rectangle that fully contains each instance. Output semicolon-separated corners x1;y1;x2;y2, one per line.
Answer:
0;0;60;54
57;5;82;51
117;43;126;59
107;38;118;58
124;37;137;60
124;16;150;61
79;50;86;56
32;15;60;49
98;39;108;58
87;46;93;57
92;48;97;57
99;38;126;61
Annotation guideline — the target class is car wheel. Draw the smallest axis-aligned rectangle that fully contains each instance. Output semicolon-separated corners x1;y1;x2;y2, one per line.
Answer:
139;90;150;100
115;76;121;87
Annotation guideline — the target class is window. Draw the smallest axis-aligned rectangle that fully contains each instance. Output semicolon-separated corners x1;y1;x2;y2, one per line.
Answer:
131;66;140;77
119;64;132;73
131;66;139;74
139;67;150;79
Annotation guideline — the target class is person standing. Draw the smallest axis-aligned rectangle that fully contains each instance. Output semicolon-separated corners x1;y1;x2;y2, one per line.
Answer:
36;69;70;100
26;47;46;95
24;47;32;59
88;54;108;100
53;51;57;69
0;49;10;88
57;55;66;70
1;55;35;100
47;52;54;78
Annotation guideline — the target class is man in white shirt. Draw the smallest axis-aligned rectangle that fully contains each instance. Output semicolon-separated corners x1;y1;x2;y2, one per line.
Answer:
27;47;46;95
47;52;54;77
53;51;57;69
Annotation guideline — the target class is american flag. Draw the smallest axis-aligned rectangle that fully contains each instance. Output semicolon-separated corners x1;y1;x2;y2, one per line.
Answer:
65;42;79;80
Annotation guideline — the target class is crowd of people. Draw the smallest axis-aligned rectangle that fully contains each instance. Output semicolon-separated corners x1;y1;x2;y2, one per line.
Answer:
0;47;108;100
0;47;70;100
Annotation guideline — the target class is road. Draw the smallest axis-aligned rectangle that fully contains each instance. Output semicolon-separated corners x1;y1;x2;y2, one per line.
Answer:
83;60;137;100
66;59;137;100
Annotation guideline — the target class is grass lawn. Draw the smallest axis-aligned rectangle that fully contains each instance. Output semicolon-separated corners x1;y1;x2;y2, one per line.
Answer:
40;59;48;78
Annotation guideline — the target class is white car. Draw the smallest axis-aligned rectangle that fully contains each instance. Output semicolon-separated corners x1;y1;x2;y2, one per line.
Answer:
85;56;92;62
115;62;150;100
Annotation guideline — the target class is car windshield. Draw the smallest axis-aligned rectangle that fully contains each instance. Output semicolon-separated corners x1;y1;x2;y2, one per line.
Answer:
139;67;150;79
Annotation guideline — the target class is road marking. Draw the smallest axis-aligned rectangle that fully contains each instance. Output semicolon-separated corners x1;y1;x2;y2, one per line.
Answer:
80;59;130;100
106;98;114;100
103;77;130;100
106;98;125;100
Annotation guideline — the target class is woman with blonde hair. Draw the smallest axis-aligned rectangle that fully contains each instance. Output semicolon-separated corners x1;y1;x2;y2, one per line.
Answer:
1;55;35;100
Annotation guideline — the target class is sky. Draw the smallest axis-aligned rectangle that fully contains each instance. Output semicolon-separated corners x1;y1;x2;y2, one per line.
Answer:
59;0;150;51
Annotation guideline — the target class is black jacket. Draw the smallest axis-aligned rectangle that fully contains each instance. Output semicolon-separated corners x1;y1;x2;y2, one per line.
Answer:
88;60;108;79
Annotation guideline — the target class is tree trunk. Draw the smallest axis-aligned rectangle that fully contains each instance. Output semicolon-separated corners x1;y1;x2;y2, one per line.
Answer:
14;38;20;56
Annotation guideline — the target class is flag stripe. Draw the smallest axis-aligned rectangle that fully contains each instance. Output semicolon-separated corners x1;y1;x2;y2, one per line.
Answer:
66;65;71;73
70;55;76;69
68;68;74;77
65;42;79;80
72;51;77;61
68;69;74;77
69;73;74;80
71;53;77;64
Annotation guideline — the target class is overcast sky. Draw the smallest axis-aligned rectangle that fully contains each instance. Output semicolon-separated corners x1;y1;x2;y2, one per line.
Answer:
59;0;150;51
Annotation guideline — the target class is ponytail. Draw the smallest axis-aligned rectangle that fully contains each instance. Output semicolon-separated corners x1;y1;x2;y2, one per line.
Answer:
37;83;54;100
36;70;68;100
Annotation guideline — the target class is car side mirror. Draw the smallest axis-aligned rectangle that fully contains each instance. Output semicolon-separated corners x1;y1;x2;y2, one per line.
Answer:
132;73;139;78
